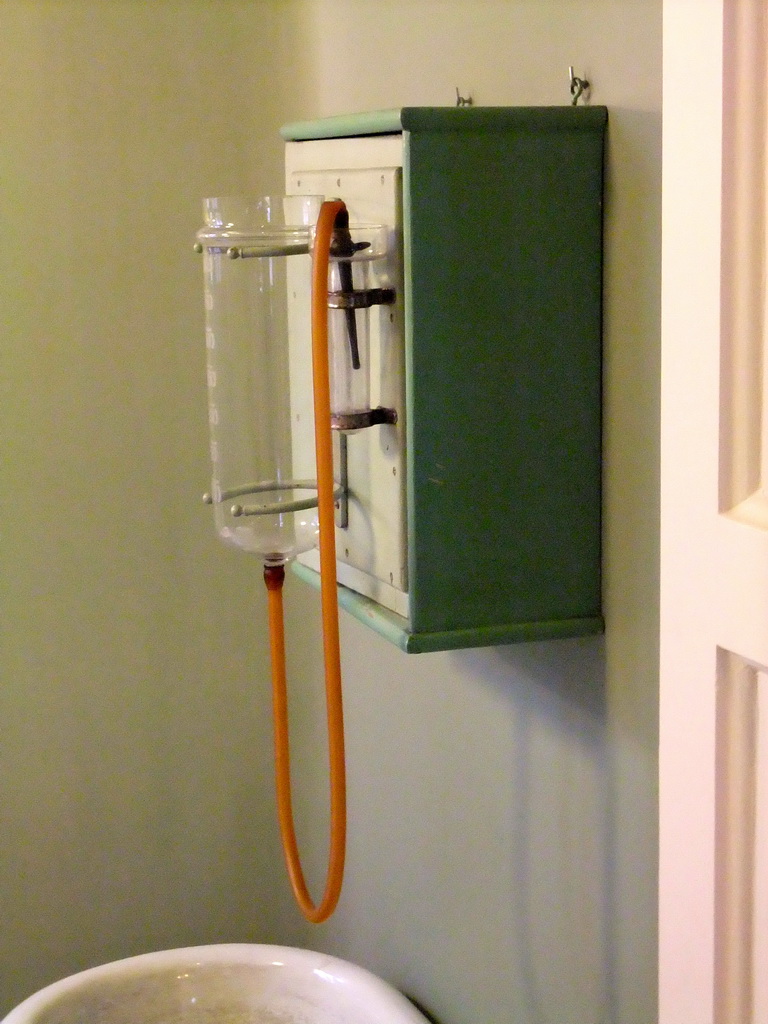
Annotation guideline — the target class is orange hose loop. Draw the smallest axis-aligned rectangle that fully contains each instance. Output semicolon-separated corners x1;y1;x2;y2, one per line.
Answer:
265;199;347;924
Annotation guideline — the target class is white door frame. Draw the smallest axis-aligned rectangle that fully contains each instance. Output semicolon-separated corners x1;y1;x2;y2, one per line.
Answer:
660;1;768;1021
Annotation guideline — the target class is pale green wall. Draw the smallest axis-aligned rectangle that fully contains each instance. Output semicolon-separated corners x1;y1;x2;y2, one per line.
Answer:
281;5;661;1023
0;3;661;1023
0;0;312;1008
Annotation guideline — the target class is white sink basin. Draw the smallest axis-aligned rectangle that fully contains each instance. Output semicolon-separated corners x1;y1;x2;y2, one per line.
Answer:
2;944;431;1024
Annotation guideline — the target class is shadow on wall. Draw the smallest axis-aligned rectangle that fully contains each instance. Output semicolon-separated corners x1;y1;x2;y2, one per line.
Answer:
457;636;617;1023
318;619;622;1023
406;994;444;1023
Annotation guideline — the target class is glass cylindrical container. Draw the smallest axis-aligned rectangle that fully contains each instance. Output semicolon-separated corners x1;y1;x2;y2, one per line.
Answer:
326;225;388;424
197;195;323;564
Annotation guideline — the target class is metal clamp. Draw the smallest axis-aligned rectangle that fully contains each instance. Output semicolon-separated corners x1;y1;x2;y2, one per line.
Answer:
331;407;398;431
327;287;396;310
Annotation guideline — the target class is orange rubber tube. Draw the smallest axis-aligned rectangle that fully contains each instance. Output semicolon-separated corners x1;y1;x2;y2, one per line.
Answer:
264;199;347;923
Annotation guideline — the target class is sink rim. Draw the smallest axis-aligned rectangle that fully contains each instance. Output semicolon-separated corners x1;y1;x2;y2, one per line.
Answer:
2;943;430;1024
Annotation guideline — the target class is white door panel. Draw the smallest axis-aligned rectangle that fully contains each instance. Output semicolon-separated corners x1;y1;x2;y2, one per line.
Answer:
661;1;768;1021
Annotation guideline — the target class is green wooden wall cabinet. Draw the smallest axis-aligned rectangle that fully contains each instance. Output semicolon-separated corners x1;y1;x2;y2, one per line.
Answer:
283;107;607;653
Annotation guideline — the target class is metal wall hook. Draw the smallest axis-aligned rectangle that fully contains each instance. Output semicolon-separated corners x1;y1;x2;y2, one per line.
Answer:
569;66;590;105
455;87;473;107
